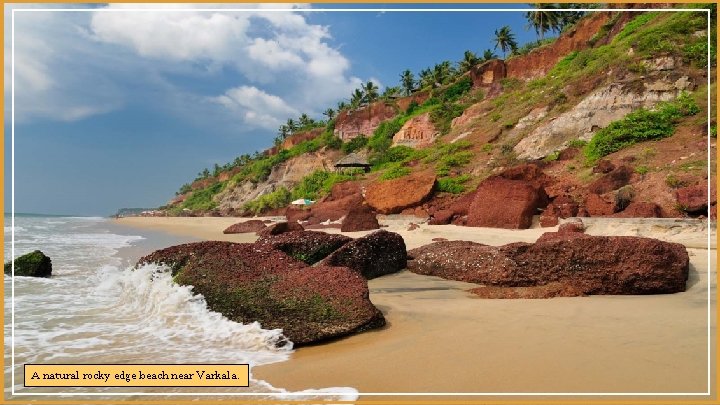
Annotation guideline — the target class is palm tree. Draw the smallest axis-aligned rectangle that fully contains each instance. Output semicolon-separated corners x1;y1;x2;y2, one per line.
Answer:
277;124;289;140
482;49;497;61
419;68;433;88
525;4;559;41
459;50;480;73
400;69;415;96
493;25;518;59
350;88;364;108
323;108;335;121
298;113;312;128
382;86;401;98
286;118;297;133
337;101;348;111
362;81;379;104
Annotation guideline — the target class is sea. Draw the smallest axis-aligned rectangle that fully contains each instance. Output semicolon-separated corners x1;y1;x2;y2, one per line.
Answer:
3;213;357;402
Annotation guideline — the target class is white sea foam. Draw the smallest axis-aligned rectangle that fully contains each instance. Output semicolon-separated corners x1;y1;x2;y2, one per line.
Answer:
5;216;358;399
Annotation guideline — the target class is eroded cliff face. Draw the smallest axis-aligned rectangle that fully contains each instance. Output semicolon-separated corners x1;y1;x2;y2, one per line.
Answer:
506;12;612;80
214;151;337;212
334;101;398;141
514;69;694;160
392;113;439;148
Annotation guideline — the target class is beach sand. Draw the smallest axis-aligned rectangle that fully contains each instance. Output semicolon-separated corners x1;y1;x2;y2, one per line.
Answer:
117;215;717;400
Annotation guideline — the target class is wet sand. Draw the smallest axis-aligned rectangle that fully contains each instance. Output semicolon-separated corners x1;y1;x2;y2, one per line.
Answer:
117;215;717;400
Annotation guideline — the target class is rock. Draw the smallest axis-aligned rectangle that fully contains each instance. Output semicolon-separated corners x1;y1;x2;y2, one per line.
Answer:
539;205;560;227
428;209;454;225
341;204;380;232
256;221;304;237
466;177;546;229
223;220;267;234
541;195;579;227
675;184;713;213
407;236;688;296
334;101;398;141
4;250;52;277
592;159;615;174
588;165;633;194
407;223;420;231
613;202;662;218
498;163;551;191
584;193;615;216
392;112;439;148
558;220;585;234
138;241;384;346
319;230;407;280
431;237;448;242
285;207;312;223
257;231;352;265
306;182;365;225
365;171;436;214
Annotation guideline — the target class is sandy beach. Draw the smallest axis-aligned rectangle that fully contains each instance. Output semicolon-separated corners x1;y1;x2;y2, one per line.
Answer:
117;215;717;400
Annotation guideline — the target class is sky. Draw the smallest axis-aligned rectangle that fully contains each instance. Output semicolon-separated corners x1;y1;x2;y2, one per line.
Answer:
4;3;543;216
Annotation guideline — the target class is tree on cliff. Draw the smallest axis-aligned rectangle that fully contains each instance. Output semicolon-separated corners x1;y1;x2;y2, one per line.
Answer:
482;49;497;61
400;69;415;96
362;81;379;104
459;50;480;73
525;4;560;41
350;88;364;108
493;26;518;59
286;118;297;134
323;108;335;120
419;68;433;89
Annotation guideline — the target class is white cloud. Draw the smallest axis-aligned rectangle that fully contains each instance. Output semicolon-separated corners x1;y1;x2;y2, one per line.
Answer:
210;85;298;129
88;4;365;122
7;3;371;133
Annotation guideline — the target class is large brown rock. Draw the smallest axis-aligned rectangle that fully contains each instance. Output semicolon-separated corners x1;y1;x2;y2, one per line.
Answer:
319;230;407;280
285;206;312;223
613;201;662;218
584;193;615;216
341;204;380;232
223;220;267;234
256;221;304;237
407;236;689;297
305;181;365;225
675;184;713;214
466;177;546;229
257;231;352;265
539;195;579;227
428;209;454;225
588;165;633;194
365;171;436;214
137;241;384;346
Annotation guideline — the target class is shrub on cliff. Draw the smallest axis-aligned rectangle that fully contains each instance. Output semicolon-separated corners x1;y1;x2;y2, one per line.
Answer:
242;187;292;215
291;170;355;201
341;135;368;154
584;93;699;163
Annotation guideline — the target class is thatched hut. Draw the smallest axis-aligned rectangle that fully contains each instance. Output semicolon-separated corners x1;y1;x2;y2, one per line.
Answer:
334;153;371;173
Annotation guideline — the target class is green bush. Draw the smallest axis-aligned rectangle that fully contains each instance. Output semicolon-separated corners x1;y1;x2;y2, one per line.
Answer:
614;12;659;42
584;93;700;162
242;187;292;215
341;135;368;154
430;102;466;135
436;151;473;176
635;165;650;175
440;76;473;103
368;116;406;153
182;181;225;211
437;175;471;194
379;163;411;180
291;170;354;200
370;145;419;170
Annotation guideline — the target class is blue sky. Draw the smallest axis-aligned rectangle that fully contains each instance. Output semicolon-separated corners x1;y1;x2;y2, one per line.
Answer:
4;3;544;216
